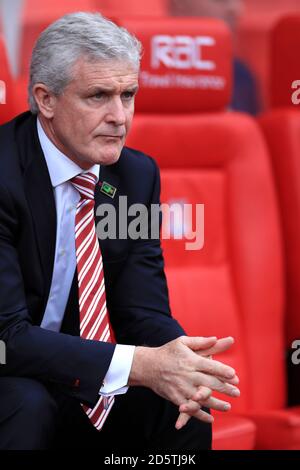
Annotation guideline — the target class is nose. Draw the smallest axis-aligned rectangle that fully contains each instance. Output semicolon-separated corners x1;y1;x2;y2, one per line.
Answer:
105;96;127;126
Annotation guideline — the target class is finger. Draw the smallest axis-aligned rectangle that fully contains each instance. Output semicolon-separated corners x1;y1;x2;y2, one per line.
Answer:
197;356;236;380
175;412;191;430
179;400;201;414
176;408;214;430
180;394;231;414
190;386;212;402
196;372;240;397
201;396;231;412
188;408;214;425
180;336;218;352
216;374;239;385
196;337;235;357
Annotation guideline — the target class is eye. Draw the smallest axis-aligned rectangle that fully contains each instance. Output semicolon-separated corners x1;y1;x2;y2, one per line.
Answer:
121;91;135;101
86;91;107;102
93;92;105;100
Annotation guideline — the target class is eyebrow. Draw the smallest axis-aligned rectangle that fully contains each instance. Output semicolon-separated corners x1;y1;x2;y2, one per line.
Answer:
87;85;139;95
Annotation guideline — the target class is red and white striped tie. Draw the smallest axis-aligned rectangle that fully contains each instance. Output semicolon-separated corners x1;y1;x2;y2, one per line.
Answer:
71;172;114;431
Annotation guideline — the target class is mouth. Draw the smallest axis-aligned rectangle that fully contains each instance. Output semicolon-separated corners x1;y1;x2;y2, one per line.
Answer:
99;135;124;139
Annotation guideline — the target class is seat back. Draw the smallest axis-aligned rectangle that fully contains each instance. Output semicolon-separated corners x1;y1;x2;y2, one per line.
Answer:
128;113;286;413
270;15;300;109
94;0;167;17
125;17;286;413
259;109;300;348
244;0;300;15
0;34;15;124
119;17;232;113
259;18;300;401
236;8;300;111
19;0;95;76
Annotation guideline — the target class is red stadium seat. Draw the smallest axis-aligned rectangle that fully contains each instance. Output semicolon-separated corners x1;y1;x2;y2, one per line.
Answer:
259;109;300;411
15;1;97;115
236;5;300;110
14;75;29;115
243;0;300;15
124;17;257;450
127;111;291;450
0;35;15;124
16;1;166;113
118;17;233;113
94;0;167;17
259;110;300;348
259;16;300;409
124;16;300;450
18;1;166;78
270;15;300;109
19;0;96;76
213;415;256;450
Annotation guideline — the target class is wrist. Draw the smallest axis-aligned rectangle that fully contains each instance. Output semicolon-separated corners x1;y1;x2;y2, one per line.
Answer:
128;346;158;387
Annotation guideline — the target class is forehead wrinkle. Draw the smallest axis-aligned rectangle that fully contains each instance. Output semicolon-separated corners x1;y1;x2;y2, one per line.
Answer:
71;67;138;94
85;79;137;95
71;57;139;79
68;77;138;96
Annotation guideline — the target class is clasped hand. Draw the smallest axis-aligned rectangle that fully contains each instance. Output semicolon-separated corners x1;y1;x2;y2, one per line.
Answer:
174;336;239;430
139;336;240;430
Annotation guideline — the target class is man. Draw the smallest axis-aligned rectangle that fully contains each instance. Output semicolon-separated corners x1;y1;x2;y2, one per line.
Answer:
169;0;262;115
0;12;240;450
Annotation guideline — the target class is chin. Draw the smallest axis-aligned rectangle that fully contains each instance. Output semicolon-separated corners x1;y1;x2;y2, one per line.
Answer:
100;144;124;165
97;151;122;166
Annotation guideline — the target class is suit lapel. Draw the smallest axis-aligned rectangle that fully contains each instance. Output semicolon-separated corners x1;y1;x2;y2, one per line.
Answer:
95;163;120;207
94;162;121;261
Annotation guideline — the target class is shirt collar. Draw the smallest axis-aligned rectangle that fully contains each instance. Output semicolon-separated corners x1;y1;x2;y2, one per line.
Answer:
37;118;100;188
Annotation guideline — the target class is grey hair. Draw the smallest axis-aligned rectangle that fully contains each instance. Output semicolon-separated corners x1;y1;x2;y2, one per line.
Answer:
29;12;142;114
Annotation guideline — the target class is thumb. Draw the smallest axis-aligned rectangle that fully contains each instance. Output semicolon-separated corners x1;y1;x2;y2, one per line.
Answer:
180;336;217;351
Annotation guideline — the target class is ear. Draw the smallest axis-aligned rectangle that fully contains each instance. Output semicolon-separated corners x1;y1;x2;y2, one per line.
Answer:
32;83;57;118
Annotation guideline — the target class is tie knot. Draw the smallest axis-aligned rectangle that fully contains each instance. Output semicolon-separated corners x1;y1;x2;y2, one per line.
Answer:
71;172;97;200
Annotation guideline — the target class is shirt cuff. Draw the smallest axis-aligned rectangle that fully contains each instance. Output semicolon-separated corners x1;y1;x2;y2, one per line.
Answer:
99;344;135;396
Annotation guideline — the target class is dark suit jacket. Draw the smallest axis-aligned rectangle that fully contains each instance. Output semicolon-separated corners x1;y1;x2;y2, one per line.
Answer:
0;112;184;407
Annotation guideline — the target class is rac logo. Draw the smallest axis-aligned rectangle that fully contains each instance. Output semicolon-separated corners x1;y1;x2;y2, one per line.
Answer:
0;80;6;104
151;35;216;71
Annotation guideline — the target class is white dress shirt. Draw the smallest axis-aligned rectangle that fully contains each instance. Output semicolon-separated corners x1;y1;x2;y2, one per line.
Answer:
37;119;135;396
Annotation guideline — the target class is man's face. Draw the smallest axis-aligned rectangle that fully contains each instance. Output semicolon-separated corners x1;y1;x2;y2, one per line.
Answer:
41;58;139;169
